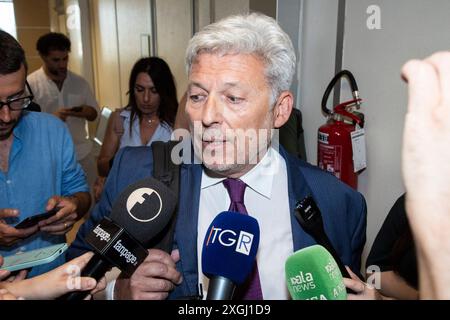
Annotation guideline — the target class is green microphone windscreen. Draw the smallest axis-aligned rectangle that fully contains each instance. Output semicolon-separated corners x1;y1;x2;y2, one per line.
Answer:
285;245;347;300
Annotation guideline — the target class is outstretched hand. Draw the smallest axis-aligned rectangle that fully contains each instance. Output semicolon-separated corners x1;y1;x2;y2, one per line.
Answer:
401;51;450;299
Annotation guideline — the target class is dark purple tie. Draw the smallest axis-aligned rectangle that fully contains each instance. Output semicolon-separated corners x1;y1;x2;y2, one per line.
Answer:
223;178;263;300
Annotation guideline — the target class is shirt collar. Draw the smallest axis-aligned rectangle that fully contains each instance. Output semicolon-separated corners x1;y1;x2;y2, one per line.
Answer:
39;67;71;86
39;67;53;84
12;112;29;141
200;147;280;200
120;108;131;119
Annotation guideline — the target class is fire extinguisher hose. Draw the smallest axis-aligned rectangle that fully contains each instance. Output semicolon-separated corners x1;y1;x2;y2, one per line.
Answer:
322;70;360;116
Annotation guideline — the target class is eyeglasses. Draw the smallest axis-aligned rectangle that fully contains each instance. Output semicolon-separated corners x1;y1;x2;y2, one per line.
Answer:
0;81;35;111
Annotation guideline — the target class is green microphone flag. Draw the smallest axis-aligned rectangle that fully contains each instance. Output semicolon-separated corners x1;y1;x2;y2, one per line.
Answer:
285;245;347;300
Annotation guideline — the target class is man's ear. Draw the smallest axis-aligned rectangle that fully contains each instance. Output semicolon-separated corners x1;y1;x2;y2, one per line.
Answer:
273;91;293;129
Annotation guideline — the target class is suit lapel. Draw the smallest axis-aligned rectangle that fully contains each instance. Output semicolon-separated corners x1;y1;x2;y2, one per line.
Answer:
280;148;317;251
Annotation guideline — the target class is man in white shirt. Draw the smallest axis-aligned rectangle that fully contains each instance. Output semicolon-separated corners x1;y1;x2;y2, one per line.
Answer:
196;146;293;299
27;32;99;192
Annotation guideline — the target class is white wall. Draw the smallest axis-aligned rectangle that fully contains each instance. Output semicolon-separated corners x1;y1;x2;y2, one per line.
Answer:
295;0;339;164
277;0;303;110
342;0;450;261
90;0;122;109
295;0;450;266
213;0;249;21
65;0;94;90
155;0;192;99
115;0;154;105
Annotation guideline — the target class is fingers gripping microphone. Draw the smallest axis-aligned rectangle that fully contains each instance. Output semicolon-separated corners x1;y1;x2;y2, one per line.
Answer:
294;196;351;279
285;245;347;300
62;177;177;300
202;212;260;300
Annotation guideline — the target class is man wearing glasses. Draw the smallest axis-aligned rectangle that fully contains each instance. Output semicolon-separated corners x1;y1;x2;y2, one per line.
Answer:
0;30;91;277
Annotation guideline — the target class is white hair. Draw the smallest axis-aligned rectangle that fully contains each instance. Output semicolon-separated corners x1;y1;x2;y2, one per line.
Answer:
185;12;296;104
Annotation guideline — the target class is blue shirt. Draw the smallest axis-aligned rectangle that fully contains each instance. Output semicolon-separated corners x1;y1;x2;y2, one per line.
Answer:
118;109;173;149
0;112;89;277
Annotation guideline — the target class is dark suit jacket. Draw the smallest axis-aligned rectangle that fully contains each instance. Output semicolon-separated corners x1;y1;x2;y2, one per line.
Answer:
68;145;366;299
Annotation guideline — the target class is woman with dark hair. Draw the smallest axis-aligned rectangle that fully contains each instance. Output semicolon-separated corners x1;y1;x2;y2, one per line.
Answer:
97;57;178;179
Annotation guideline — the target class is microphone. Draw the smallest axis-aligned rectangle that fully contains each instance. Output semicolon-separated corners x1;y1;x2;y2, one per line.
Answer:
285;245;347;300
62;177;177;300
294;196;351;279
202;211;260;300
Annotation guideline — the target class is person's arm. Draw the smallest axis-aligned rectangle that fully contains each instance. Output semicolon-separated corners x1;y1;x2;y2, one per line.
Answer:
0;256;9;281
114;249;182;300
344;267;389;300
0;289;18;300
0;209;38;247
0;252;106;300
0;253;22;299
401;51;450;299
53;78;99;122
38;122;91;236
97;111;121;177
66;147;126;260
367;271;419;300
56;106;98;122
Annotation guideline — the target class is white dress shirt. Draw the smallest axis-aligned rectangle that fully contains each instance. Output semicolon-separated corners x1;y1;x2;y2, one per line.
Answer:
197;147;293;299
27;67;99;161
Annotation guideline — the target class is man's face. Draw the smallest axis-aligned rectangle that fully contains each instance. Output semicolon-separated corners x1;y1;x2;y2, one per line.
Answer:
186;53;276;178
42;50;69;82
0;65;26;141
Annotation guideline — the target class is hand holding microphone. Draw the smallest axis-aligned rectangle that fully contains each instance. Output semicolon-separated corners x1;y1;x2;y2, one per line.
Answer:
114;248;182;300
343;267;386;300
61;177;178;300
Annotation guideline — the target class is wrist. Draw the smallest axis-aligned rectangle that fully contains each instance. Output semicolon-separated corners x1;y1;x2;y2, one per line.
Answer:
114;277;130;300
64;195;82;220
416;247;450;299
3;278;37;299
379;293;394;300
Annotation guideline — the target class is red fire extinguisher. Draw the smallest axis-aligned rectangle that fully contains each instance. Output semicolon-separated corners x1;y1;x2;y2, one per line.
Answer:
318;70;365;189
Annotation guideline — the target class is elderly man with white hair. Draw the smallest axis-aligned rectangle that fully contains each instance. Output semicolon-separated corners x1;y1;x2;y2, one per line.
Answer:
68;12;367;300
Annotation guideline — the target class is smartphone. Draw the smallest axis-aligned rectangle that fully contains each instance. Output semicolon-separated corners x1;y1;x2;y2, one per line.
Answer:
15;207;60;230
70;106;83;112
0;243;68;272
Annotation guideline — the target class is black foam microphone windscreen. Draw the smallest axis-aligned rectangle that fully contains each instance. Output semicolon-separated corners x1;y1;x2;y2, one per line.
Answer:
109;177;178;246
61;177;177;300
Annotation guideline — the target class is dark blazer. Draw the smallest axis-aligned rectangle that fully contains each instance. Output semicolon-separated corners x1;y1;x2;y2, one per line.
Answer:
68;145;366;299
